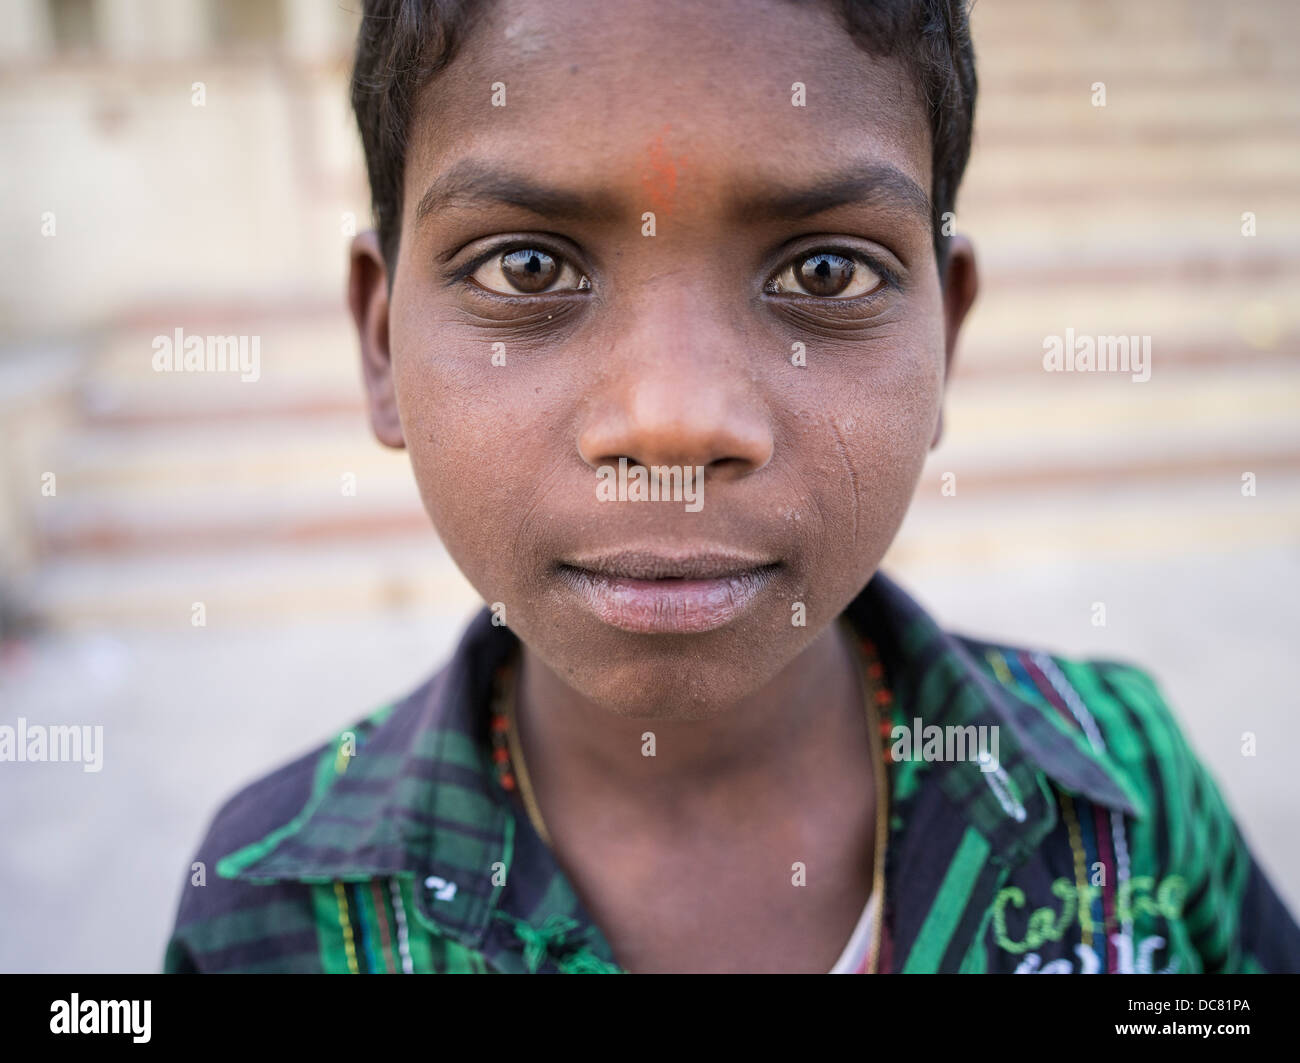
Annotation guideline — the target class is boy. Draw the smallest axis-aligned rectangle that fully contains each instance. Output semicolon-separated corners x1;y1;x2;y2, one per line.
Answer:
164;0;1300;973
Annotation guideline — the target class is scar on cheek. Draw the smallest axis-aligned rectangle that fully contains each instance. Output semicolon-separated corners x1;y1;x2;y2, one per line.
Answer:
641;124;689;217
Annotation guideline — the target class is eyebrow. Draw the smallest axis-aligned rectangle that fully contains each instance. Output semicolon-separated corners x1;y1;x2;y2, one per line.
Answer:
414;157;932;229
734;162;933;226
414;159;623;226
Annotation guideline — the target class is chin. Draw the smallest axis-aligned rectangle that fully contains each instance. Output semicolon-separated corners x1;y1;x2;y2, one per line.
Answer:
572;666;760;721
520;608;803;720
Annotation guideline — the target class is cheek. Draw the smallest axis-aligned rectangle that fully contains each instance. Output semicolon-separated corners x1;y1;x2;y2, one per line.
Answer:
796;337;943;573
388;317;513;572
858;380;940;522
387;312;574;599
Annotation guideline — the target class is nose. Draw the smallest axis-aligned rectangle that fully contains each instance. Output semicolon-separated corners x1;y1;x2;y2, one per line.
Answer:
577;293;775;479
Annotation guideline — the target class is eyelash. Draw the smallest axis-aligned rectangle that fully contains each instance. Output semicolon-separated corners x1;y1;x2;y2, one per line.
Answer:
445;241;900;300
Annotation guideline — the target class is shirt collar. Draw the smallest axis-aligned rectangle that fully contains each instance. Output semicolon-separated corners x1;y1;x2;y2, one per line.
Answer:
216;571;1144;967
847;573;1144;820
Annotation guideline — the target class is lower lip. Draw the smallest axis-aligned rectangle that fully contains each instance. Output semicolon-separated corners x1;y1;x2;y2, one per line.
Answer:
557;565;778;634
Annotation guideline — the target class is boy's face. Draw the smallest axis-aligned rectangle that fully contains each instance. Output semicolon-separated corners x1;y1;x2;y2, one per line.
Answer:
351;0;977;718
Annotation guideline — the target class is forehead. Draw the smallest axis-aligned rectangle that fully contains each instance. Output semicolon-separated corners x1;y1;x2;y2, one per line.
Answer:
405;0;931;220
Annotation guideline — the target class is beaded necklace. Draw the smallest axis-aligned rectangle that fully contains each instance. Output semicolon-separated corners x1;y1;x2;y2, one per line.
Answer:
487;621;895;973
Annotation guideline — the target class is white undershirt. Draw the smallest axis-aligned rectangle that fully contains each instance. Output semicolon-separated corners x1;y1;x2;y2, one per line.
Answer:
828;889;878;974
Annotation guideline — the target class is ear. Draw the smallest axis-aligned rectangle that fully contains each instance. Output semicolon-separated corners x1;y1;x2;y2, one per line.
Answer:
348;230;404;449
931;234;979;448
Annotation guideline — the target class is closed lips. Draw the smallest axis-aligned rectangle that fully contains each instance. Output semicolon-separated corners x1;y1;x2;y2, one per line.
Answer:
555;551;781;634
558;549;780;581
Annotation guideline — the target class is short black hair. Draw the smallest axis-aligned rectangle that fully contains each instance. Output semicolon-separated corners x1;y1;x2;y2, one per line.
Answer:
350;0;976;277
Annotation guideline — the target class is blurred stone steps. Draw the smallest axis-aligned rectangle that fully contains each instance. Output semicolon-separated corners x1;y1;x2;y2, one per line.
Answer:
24;539;480;629
26;472;1300;629
80;246;1299;408
30;353;1299;562
15;0;1300;626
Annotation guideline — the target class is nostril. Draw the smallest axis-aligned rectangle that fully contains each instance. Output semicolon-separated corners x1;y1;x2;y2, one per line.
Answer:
577;391;774;476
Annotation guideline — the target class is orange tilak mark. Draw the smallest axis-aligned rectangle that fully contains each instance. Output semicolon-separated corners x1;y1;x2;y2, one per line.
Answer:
640;124;688;217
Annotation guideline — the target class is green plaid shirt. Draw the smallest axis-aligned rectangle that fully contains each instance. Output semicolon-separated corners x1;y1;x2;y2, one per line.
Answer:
163;573;1300;973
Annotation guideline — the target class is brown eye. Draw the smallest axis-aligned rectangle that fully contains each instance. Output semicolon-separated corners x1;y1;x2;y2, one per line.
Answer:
470;247;590;295
798;253;854;296
502;249;558;292
767;251;883;299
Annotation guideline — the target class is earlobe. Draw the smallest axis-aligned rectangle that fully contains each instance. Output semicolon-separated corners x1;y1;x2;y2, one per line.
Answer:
933;235;979;449
931;410;944;449
348;230;405;449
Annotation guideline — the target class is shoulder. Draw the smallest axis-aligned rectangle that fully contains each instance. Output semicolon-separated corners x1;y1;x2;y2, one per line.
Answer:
163;698;404;973
959;636;1300;972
